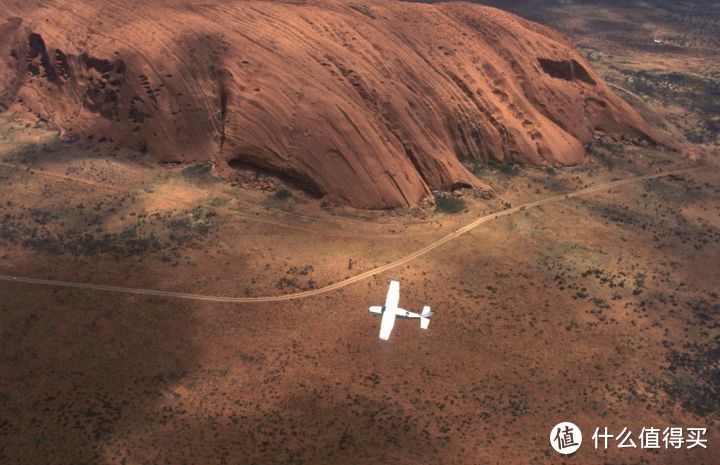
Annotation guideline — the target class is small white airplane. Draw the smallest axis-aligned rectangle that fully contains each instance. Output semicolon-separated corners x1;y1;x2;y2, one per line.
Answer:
369;280;432;341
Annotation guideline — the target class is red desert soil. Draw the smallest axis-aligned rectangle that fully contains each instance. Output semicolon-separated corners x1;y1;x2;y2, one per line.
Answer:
0;0;673;208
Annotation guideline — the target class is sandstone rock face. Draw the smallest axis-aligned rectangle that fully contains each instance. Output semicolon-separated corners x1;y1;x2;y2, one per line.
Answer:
0;0;670;208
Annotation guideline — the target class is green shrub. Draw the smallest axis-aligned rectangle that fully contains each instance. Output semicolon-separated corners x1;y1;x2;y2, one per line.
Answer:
496;163;518;176
434;193;466;213
273;188;292;201
181;162;213;182
472;160;518;176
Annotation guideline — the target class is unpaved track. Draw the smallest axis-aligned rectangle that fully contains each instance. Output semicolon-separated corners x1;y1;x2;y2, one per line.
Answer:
0;166;700;303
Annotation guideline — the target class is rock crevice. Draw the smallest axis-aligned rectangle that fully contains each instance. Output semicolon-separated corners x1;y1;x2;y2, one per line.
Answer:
0;0;673;208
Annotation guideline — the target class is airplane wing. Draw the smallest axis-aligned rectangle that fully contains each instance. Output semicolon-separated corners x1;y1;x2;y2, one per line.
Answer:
384;280;400;310
379;307;396;341
379;281;400;341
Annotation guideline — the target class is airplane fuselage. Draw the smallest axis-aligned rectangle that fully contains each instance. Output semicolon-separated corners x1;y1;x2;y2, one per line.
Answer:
369;281;431;340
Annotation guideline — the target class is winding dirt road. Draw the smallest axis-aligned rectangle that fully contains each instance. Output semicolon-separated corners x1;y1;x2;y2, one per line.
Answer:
0;166;699;303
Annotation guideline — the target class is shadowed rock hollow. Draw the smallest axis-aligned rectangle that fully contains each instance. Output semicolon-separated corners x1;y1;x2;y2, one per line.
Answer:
0;0;670;208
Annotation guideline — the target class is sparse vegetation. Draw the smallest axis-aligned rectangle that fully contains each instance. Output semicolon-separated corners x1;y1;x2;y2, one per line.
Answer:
181;162;214;184
434;193;466;213
273;188;292;201
276;264;316;290
1;3;719;461
0;204;217;258
471;160;519;177
585;139;625;170
664;342;720;417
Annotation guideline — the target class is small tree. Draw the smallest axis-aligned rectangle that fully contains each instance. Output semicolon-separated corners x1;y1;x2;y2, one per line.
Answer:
434;193;466;213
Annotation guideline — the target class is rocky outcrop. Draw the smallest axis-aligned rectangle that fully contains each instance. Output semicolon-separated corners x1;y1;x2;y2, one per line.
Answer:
0;0;672;208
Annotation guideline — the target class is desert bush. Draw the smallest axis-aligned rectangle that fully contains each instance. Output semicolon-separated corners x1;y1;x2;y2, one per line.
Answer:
273;188;292;201
181;162;213;183
472;160;519;176
434;193;466;213
1;205;217;258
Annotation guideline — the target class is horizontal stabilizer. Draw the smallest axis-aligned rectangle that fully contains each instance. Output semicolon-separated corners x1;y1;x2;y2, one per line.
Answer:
420;305;431;330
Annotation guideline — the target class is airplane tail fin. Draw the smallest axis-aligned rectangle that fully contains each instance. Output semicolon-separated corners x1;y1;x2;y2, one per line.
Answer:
420;305;432;330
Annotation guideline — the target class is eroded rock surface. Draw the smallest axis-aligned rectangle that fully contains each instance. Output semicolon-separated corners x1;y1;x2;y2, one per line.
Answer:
0;0;672;207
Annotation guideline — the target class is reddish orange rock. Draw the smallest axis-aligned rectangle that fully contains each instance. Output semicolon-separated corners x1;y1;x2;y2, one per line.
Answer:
0;0;672;208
